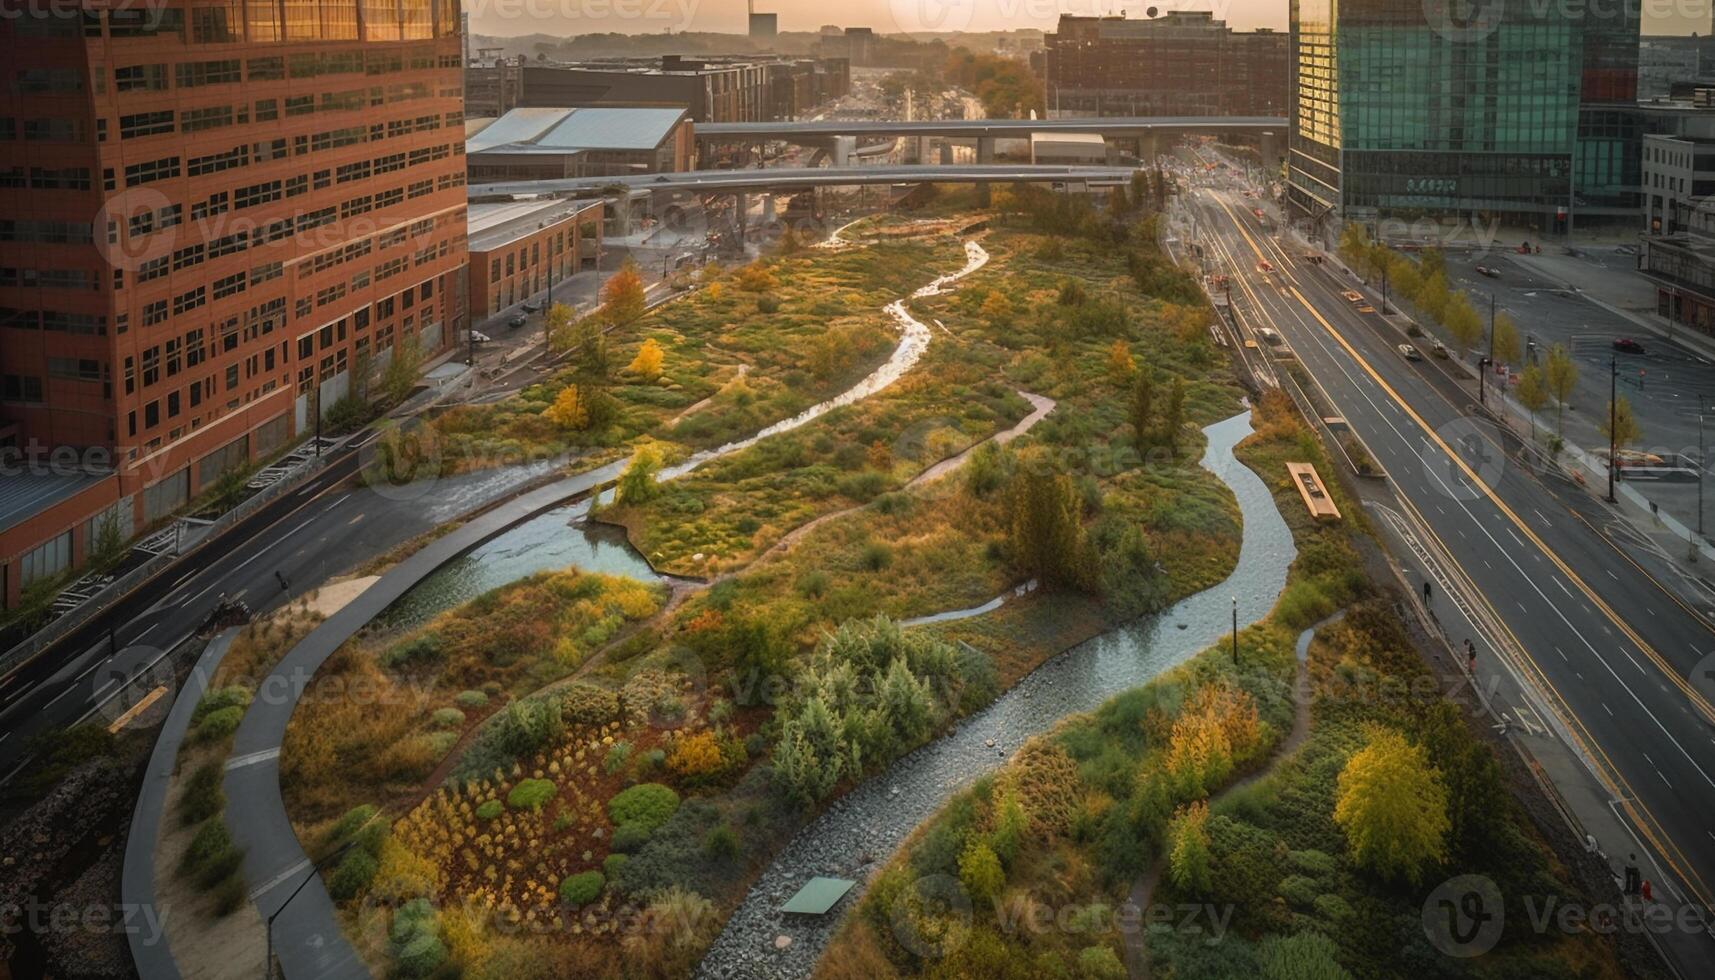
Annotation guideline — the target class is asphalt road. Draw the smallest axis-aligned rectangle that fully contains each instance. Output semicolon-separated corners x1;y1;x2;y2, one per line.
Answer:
1194;187;1715;953
0;440;556;780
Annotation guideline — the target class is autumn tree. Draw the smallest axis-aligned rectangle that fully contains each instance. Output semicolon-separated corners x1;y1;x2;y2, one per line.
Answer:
1162;377;1188;456
599;260;646;325
542;384;589;431
1107;340;1136;381
1333;727;1450;884
958;840;1005;905
627;338;664;380
1440;290;1482;350
734;261;778;293
1167;801;1212;895
1601;394;1641;452
1008;453;1086;590
545;302;575;351
1544;344;1579;438
573;316;609;382
617;445;661;505
1416;271;1452;326
1337;223;1371;270
1491;311;1522;366
1516;363;1548;443
1130;371;1155;452
381;337;423;406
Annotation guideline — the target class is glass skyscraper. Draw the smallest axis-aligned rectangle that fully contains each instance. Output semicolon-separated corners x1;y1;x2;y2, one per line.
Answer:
1288;0;1639;233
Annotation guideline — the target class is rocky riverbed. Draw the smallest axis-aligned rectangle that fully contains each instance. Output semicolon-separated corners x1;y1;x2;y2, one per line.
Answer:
693;408;1296;980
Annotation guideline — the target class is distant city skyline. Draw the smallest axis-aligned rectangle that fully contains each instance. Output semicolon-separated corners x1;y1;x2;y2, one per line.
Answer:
468;0;1709;41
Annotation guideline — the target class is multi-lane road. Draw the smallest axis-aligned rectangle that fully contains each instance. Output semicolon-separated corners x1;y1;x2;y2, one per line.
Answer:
1189;180;1715;965
0;440;555;779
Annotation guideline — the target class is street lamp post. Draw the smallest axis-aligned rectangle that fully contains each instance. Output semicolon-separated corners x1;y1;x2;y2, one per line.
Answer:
265;841;356;979
1478;292;1497;408
1607;356;1619;504
1231;597;1239;665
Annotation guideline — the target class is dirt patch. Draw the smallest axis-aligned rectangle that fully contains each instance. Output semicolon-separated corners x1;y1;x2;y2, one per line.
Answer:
298;575;379;618
154;741;266;980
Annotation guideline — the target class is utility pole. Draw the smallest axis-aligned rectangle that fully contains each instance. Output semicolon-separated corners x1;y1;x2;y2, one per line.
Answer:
1607;356;1618;504
1697;402;1706;562
266;841;355;979
1479;292;1496;407
1379;261;1389;314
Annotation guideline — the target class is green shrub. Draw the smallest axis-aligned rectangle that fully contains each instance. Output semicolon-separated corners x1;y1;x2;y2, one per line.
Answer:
191;686;251;725
389;898;446;978
562;682;622;726
603;741;633;774
1077;945;1125;980
602;853;629;878
756;294;780;314
507;778;556;811
1277;875;1321;909
379;633;443;670
859;541;892;570
179;820;243;887
327;848;379;901
703;824;740;861
179;761;225;826
318;804;378;851
608;783;679;831
1255;932;1352;980
430;707;465;729
476;800;503;820
211;873;247;917
454;690;488;709
194;705;245;744
558;870;605;906
795;570;830;599
611;821;653;853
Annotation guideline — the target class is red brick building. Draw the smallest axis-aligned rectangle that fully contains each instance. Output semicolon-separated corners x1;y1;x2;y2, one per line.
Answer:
0;0;468;608
466;198;602;321
1044;13;1287;119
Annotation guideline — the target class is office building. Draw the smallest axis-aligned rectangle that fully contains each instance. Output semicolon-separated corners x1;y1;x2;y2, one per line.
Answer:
465;56;850;124
1287;0;1639;233
749;13;778;41
466;198;601;321
0;1;468;608
466;107;693;181
1044;13;1287;118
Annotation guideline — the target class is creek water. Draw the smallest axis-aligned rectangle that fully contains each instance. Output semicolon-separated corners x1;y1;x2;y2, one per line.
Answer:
694;408;1297;980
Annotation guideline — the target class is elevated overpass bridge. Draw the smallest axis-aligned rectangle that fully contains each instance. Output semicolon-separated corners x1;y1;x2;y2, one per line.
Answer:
695;116;1287;167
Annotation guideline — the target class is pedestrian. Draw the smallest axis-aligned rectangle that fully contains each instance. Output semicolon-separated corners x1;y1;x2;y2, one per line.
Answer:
1641;879;1653;904
275;570;289;592
1466;639;1477;674
1423;579;1433;603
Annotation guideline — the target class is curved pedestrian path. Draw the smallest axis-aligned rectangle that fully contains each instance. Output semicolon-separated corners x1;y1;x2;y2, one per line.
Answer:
694;409;1297;980
219;239;990;979
123;627;241;980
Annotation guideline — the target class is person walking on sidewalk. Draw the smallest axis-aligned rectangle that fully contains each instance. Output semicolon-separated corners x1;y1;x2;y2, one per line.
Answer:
1423;579;1433;604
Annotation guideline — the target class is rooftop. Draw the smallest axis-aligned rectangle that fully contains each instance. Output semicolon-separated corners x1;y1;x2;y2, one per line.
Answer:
0;465;111;537
466;197;602;253
467;107;689;156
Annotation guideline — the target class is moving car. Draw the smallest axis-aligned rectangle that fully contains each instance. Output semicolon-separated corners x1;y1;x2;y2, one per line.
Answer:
1430;340;1449;359
1341;290;1364;303
507;313;528;329
1612;337;1646;354
470;331;492;344
1476;265;1501;279
1257;259;1274;273
1397;344;1422;361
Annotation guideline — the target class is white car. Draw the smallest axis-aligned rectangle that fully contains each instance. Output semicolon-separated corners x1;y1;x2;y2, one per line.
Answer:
1397;344;1422;361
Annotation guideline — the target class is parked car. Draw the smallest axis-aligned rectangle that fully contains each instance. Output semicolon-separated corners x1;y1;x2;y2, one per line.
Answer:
1612;337;1646;354
507;313;528;329
520;301;543;313
1430;340;1450;359
1476;265;1501;279
470;331;492;344
1397;344;1422;361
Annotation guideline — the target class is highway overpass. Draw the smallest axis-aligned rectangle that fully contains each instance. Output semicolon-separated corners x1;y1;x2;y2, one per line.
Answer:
467;163;1137;199
696;116;1286;142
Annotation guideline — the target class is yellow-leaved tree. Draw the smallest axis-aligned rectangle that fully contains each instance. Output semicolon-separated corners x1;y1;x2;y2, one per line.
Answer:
1167;800;1212;895
1107;339;1135;381
1333;727;1450;884
627;338;665;380
542;384;589;431
600;261;646;325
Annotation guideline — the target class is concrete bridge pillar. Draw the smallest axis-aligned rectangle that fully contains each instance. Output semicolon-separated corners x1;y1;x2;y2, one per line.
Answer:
976;181;991;207
762;193;777;229
1142;132;1161;164
1259;131;1283;177
976;137;994;164
915;136;931;164
734;191;748;240
939;142;954;165
833;135;854;167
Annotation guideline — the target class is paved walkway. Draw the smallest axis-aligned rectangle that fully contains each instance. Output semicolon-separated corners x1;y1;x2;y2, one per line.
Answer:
223;462;626;979
123;628;241;980
1119;611;1334;979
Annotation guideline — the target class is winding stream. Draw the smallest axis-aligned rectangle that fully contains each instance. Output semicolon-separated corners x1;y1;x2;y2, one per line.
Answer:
380;240;991;626
694;409;1296;980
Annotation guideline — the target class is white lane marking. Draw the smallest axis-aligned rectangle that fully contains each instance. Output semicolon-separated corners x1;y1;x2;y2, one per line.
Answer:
226;748;280;770
1555;580;1574;599
248;858;312;902
1534;508;1552;526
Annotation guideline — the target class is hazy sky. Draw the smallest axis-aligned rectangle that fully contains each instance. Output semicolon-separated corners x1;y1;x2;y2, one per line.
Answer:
467;0;1711;39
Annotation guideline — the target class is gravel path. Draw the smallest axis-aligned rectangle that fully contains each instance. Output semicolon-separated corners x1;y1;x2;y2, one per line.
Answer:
694;409;1296;980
